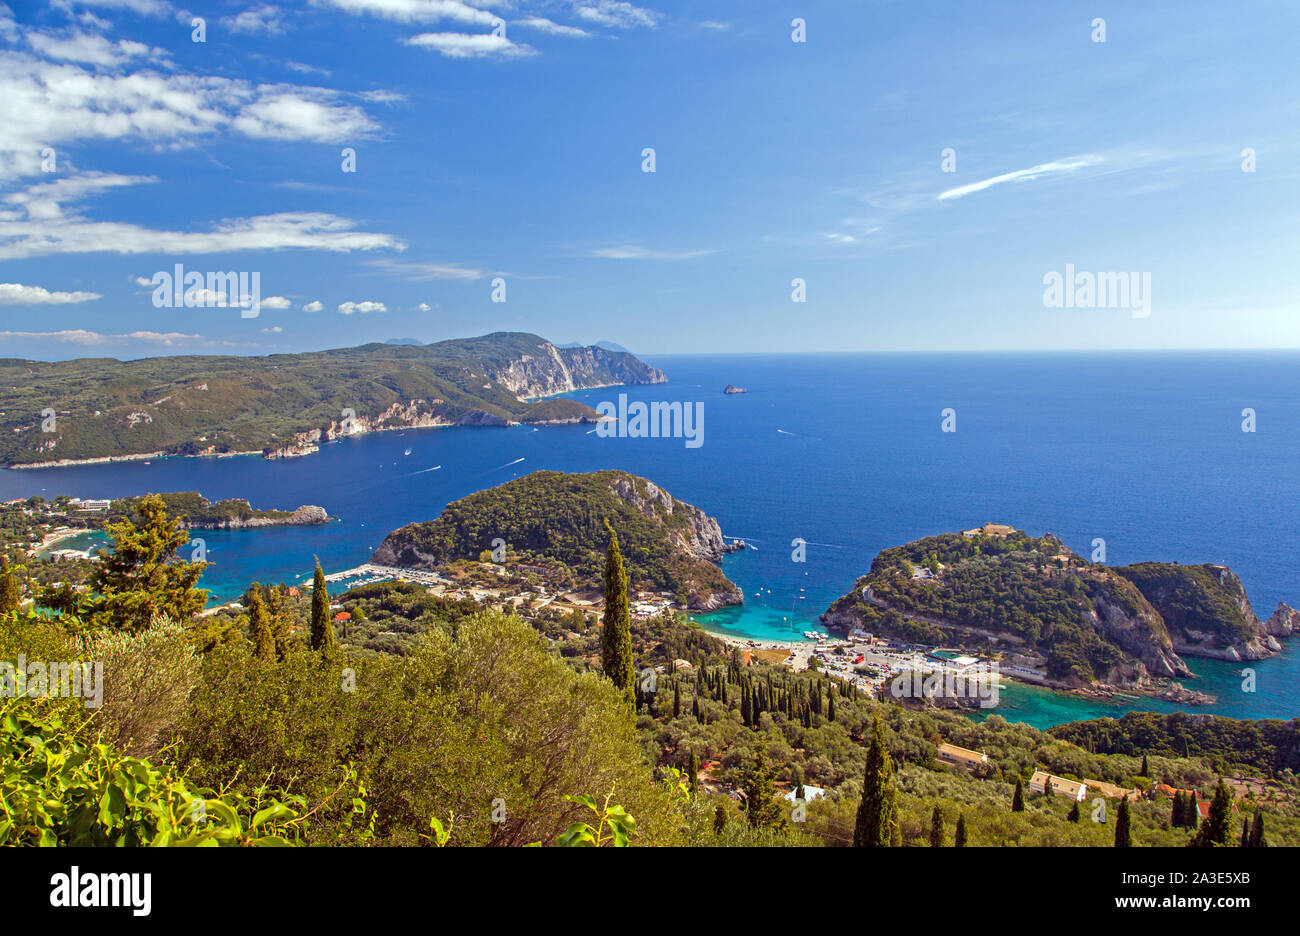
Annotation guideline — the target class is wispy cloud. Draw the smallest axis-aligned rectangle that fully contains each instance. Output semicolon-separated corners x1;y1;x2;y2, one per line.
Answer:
516;16;591;38
370;259;492;280
313;0;499;26
0;329;206;346
572;1;661;30
222;5;286;35
404;32;535;58
590;245;719;260
937;155;1104;201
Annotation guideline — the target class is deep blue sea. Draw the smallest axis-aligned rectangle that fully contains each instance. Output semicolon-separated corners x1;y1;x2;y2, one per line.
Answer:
5;352;1299;729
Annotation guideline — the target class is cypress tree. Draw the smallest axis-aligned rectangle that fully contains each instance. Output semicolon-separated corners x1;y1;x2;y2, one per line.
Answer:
692;692;702;723
929;806;945;847
740;740;782;829
1139;754;1149;777
1115;795;1131;847
599;520;634;697
1240;818;1250;848
1042;775;1053;800
1250;810;1266;847
1012;777;1025;812
954;814;967;847
741;685;752;727
827;690;836;722
1193;780;1231;847
1067;801;1080;822
268;585;291;660
246;585;274;660
1171;792;1184;827
310;559;335;653
688;749;699;794
853;714;900;847
0;555;20;614
673;680;681;718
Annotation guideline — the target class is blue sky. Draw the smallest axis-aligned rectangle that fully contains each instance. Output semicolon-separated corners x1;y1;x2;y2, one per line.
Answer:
1;0;1298;359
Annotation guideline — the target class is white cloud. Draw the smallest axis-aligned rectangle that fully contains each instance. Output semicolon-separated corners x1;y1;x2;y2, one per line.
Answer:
4;172;152;221
0;54;381;181
338;300;386;314
0;174;406;258
26;31;153;67
590;245;718;260
699;20;729;30
313;0;500;26
937;155;1104;201
223;6;286;34
260;295;293;309
571;1;661;29
516;16;590;37
416;302;431;311
404;31;535;58
72;0;173;16
0;330;205;346
0;282;102;304
262;325;284;333
302;300;325;312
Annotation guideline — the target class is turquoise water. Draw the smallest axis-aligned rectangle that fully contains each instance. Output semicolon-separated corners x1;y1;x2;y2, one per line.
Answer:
5;351;1300;728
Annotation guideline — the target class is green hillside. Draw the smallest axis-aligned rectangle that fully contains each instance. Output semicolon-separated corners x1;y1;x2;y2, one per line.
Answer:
0;332;664;465
371;470;741;609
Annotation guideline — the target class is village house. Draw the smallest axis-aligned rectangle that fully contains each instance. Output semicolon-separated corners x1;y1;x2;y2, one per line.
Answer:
1030;771;1088;801
962;522;1015;538
1088;779;1139;800
937;743;989;769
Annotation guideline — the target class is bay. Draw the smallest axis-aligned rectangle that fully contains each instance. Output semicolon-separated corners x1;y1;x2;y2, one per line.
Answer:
5;350;1298;729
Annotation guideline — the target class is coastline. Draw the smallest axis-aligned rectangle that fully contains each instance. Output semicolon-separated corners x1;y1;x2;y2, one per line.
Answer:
7;449;263;471
2;383;631;472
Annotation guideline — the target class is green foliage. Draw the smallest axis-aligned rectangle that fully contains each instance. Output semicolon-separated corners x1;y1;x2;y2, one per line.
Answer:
1050;711;1300;774
738;739;784;831
1191;779;1233;847
854;714;900;846
110;492;305;527
1114;562;1261;646
336;580;480;654
1114;795;1131;847
0;699;306;846
600;521;634;696
929;805;945;846
77;494;208;632
310;561;335;653
0;555;19;613
247;586;275;660
554;793;637;847
172;610;673;846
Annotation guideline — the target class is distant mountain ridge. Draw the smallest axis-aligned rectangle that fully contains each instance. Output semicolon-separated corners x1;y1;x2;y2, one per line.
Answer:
556;340;631;353
0;333;666;467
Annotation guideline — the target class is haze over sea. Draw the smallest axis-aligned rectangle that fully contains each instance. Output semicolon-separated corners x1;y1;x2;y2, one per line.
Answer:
4;351;1298;729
